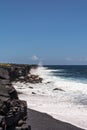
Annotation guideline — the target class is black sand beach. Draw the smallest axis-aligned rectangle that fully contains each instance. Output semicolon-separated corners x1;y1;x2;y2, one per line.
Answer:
0;65;86;130
27;109;84;130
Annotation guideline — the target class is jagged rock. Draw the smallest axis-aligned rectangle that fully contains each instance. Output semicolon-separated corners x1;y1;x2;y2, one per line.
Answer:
17;120;26;126
0;79;10;85
8;85;18;99
0;63;43;130
32;92;36;95
0;84;18;100
28;87;33;89
0;67;31;130
15;127;21;130
53;88;65;91
28;75;43;84
0;68;9;80
9;65;32;81
15;124;31;130
0;100;8;115
0;64;42;84
45;81;51;84
6;100;27;127
0;116;5;128
21;124;31;130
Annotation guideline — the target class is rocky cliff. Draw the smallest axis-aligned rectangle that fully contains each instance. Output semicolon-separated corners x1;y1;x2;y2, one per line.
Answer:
0;64;42;84
0;64;32;130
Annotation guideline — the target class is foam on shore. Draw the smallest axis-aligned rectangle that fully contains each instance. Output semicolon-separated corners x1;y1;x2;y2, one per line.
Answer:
13;66;87;129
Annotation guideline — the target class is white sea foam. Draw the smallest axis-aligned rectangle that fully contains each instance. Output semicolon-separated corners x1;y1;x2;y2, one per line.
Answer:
13;66;87;129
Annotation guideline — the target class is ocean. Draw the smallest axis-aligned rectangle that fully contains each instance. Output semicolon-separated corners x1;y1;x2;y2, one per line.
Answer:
46;65;87;83
13;65;87;129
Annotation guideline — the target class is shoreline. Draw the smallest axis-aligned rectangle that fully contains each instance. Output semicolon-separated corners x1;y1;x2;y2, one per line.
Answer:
0;63;87;130
17;92;87;130
27;108;84;130
13;80;87;130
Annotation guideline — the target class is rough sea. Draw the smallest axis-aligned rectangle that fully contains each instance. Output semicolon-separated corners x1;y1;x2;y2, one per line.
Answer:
13;65;87;129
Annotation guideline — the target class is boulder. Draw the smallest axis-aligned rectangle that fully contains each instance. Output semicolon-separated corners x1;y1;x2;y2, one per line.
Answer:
0;68;9;80
0;84;18;100
0;67;31;130
53;88;65;92
0;116;6;128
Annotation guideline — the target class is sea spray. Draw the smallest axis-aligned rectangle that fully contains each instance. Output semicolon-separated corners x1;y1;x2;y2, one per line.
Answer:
13;65;87;129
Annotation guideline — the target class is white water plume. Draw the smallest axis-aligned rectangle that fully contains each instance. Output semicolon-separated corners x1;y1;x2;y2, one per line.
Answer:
13;66;87;129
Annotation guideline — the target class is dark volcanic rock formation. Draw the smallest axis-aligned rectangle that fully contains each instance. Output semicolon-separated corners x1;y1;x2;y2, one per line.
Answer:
0;64;42;84
23;75;43;84
0;67;31;130
1;64;32;82
53;88;65;92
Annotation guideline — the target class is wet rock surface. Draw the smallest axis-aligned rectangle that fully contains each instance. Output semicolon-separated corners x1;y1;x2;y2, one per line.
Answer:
19;75;43;84
0;64;39;83
2;64;43;84
53;88;65;92
0;67;31;130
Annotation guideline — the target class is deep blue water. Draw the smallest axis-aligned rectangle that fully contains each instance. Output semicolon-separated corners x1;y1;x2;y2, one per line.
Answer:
45;65;87;83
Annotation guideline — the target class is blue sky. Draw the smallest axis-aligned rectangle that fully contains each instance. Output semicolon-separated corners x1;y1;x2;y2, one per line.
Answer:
0;0;87;65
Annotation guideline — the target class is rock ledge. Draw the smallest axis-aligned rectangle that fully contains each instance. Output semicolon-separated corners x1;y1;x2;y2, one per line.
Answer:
0;66;31;130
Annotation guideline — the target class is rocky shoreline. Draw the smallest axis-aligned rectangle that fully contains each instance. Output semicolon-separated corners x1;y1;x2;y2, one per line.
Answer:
0;63;40;130
0;63;85;130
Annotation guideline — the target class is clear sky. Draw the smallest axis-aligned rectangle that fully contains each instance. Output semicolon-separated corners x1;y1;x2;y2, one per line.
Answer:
0;0;87;65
